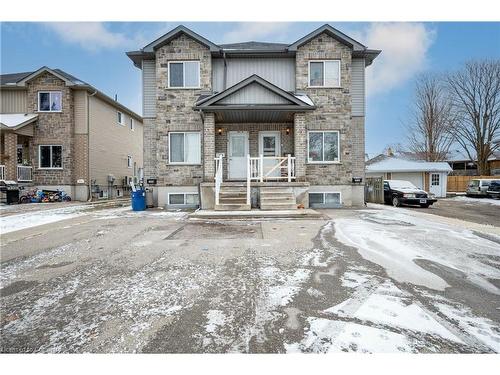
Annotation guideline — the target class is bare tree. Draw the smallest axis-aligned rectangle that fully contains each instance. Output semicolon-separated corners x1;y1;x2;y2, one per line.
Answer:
447;60;500;175
405;73;455;161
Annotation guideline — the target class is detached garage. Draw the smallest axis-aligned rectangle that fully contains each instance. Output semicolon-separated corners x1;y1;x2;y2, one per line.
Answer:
366;156;452;197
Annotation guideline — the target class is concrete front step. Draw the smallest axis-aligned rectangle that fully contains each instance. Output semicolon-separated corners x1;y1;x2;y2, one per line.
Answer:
219;198;248;204
260;195;296;203
214;203;251;211
190;209;323;220
260;187;294;194
260;202;298;210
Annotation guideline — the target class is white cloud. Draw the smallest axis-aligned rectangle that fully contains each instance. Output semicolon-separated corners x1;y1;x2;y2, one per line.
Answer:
355;23;436;96
43;22;140;51
222;22;292;43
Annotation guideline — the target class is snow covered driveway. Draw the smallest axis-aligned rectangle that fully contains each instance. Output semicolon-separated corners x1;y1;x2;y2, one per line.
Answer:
1;204;499;353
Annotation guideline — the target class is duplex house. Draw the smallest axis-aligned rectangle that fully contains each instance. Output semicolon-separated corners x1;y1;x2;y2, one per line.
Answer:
0;67;143;201
127;24;380;210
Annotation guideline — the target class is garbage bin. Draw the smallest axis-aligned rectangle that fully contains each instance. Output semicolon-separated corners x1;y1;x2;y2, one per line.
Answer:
145;188;154;208
131;189;146;211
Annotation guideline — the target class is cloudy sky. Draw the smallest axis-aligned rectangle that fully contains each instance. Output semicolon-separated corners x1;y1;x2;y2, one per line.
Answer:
1;22;499;155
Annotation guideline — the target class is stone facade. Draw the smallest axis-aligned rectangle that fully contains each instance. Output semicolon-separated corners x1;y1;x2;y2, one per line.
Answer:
150;34;212;186
27;72;75;185
296;32;360;187
145;30;367;207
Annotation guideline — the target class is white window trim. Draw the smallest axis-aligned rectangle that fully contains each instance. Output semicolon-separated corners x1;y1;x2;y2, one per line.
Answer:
37;91;62;112
130;118;135;131
168;131;202;165
308;60;341;88
167;192;199;206
307;130;341;164
309;191;342;205
117;111;125;126
167;61;201;89
38;145;63;170
127;155;133;168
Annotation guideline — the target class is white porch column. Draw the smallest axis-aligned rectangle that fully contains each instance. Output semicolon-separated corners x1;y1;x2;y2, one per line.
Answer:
203;112;215;182
294;113;306;181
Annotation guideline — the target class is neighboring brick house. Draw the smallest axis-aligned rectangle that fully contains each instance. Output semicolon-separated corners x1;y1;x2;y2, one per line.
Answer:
127;24;380;210
0;67;143;201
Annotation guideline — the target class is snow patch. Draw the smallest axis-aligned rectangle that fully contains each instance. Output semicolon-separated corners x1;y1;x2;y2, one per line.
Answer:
334;207;500;293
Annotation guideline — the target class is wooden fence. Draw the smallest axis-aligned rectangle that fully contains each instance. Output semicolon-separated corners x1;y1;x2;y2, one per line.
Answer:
365;177;384;204
447;175;499;192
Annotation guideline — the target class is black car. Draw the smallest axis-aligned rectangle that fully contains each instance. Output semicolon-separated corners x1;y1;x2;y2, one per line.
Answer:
486;180;500;199
383;180;437;208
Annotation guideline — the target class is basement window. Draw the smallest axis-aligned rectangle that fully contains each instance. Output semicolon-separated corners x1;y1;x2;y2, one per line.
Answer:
168;193;199;207
309;192;341;208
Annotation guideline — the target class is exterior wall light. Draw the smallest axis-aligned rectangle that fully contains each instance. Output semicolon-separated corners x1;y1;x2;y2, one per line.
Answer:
218;127;223;135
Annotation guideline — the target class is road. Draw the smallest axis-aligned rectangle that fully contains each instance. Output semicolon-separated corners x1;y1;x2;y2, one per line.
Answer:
1;203;499;353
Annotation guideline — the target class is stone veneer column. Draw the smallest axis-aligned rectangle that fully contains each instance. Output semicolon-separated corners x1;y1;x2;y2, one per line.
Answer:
203;112;215;181
4;132;18;181
294;113;306;181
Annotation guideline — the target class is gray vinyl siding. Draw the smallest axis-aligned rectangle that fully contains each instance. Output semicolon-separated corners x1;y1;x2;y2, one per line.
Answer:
142;59;156;118
0;89;27;113
351;58;365;116
212;57;295;92
217;82;291;105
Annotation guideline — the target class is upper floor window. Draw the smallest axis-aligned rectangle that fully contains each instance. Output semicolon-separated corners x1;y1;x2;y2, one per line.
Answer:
127;155;133;168
130;118;135;131
308;60;341;88
39;145;62;169
169;132;201;164
38;91;62;112
308;131;340;163
117;111;124;125
168;61;200;88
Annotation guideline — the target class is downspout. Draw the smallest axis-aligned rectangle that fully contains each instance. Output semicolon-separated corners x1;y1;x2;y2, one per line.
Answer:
87;90;97;201
222;51;227;90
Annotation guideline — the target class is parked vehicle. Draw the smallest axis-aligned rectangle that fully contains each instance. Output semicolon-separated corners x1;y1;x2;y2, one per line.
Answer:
466;179;494;197
383;180;437;208
486;180;500;199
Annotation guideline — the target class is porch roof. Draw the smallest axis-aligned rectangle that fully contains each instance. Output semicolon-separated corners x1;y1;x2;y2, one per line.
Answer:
0;113;38;130
194;75;315;123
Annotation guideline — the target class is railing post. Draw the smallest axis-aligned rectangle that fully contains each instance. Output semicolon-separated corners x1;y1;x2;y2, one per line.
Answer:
287;154;291;182
246;154;251;205
259;154;264;182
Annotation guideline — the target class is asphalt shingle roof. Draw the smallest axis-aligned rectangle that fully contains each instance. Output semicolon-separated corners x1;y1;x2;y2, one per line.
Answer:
219;41;289;51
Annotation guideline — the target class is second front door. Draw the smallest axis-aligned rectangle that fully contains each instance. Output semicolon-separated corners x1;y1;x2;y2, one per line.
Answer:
227;131;249;180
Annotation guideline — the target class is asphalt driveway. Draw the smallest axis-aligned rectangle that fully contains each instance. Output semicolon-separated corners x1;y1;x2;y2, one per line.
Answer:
405;196;500;226
1;204;499;353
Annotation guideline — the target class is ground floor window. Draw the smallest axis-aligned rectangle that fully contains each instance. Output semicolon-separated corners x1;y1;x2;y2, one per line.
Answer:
168;192;199;206
39;145;62;169
307;131;340;163
309;192;341;208
169;132;201;164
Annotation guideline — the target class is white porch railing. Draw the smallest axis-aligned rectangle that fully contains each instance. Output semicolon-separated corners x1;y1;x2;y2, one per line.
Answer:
17;165;33;182
0;165;5;180
214;155;224;205
248;154;296;182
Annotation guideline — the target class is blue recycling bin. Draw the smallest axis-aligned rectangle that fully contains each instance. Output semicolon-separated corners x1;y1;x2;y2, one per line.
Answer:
131;189;146;211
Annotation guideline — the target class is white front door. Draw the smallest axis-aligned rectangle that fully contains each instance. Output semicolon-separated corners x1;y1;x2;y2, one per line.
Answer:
430;173;441;196
259;131;281;178
227;131;249;180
